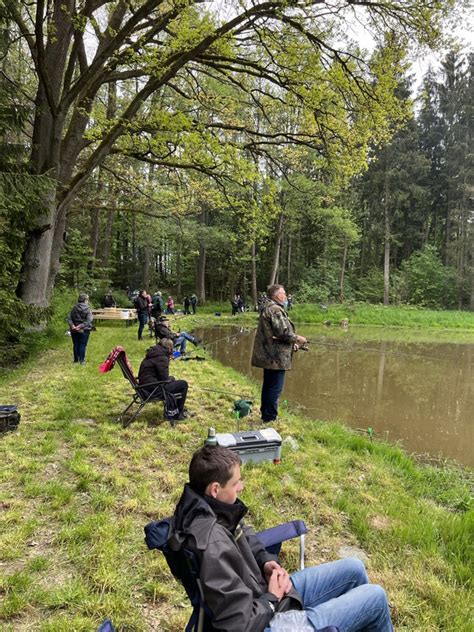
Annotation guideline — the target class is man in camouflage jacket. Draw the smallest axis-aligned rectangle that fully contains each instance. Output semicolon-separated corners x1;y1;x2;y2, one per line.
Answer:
251;284;307;422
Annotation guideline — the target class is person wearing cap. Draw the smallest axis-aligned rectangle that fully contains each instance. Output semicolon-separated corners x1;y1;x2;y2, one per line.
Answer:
134;289;150;340
251;284;307;423
151;291;163;318
154;315;200;354
67;293;93;364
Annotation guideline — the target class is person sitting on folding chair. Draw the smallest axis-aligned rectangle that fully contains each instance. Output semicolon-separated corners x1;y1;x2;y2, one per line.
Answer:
168;446;393;632
138;339;189;421
155;315;200;354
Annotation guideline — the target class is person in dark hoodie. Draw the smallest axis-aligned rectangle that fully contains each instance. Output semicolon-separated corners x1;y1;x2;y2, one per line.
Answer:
251;284;307;423
134;289;150;340
67;293;93;364
169;445;393;632
138;338;188;420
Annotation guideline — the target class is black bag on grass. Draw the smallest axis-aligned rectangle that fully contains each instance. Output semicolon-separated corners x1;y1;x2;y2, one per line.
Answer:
0;405;20;433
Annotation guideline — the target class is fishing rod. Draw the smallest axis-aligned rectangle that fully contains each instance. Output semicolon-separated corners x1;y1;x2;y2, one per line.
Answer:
193;386;254;399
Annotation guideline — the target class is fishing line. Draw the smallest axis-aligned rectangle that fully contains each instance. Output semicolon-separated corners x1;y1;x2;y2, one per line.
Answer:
303;338;463;363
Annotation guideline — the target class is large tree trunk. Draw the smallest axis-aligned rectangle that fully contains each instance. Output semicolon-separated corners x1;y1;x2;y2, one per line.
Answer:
17;192;57;307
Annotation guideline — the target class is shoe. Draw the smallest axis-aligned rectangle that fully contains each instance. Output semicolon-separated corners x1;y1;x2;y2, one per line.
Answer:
193;337;202;346
80;360;86;365
177;411;188;420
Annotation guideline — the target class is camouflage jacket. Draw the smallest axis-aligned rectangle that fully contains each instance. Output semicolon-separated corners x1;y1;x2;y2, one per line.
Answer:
251;299;297;370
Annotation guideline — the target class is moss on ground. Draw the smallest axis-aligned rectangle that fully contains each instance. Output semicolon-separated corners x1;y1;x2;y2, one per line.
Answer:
0;316;472;631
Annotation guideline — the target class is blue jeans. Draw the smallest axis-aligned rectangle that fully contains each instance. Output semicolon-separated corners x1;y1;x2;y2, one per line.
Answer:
71;331;90;363
137;312;148;340
261;369;286;421
284;558;393;632
174;332;196;353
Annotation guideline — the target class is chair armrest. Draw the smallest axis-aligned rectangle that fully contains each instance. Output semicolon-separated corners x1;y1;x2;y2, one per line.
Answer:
257;520;307;548
137;380;170;388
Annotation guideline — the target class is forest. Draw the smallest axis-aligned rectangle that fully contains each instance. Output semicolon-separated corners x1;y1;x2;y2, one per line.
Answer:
1;0;473;353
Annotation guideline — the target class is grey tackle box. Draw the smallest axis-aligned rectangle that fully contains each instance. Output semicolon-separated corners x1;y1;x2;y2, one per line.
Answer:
215;428;282;464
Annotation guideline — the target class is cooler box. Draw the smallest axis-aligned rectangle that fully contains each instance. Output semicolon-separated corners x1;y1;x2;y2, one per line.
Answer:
215;428;282;464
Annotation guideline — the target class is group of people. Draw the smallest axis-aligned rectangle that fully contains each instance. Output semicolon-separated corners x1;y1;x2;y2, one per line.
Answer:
68;284;394;631
132;290;198;340
231;294;246;315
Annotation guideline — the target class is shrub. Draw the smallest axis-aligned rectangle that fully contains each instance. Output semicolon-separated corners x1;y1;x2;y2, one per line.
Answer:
397;246;459;308
355;268;385;303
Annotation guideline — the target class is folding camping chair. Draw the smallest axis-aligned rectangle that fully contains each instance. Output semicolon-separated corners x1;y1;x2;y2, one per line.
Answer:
114;349;181;428
144;517;338;632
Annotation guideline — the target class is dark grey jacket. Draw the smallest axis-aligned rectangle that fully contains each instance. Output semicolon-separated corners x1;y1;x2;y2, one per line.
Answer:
251;299;297;370
169;485;302;632
68;302;93;331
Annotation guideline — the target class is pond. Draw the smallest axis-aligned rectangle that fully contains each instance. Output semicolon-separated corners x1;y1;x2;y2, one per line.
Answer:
197;325;474;467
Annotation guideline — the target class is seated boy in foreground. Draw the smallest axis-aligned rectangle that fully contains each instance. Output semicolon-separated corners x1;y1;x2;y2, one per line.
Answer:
168;446;393;632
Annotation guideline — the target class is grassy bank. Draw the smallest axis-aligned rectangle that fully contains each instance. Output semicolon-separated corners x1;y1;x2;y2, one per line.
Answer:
181;301;474;329
279;303;473;329
0;317;472;631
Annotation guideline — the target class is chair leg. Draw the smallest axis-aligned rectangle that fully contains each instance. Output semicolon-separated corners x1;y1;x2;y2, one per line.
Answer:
116;397;139;424
122;401;146;428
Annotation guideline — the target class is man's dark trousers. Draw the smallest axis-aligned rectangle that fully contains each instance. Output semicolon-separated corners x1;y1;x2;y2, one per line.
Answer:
261;368;285;421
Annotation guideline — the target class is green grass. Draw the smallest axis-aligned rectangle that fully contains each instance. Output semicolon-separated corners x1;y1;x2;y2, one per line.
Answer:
0;316;472;631
290;302;474;329
184;301;474;330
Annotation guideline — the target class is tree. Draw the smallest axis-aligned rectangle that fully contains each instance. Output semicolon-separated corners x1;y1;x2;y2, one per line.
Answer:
0;10;51;354
1;0;456;308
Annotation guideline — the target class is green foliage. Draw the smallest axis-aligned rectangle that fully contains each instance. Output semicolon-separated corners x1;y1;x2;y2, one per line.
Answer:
354;268;385;303
396;246;459;308
296;264;355;304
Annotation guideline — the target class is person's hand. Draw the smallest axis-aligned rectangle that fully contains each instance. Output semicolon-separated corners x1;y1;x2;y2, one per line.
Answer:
263;560;280;582
295;335;307;345
267;568;292;600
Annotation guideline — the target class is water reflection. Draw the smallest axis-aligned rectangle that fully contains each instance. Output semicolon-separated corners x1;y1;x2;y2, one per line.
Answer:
199;325;474;467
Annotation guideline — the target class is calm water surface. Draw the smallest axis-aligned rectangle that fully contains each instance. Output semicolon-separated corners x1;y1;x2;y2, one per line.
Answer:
198;325;474;467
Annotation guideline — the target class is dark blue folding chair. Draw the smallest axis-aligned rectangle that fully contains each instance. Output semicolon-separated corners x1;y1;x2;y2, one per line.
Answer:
145;518;338;632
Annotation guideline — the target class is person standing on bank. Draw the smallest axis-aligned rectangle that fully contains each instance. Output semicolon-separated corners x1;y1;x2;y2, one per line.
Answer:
190;293;198;314
134;289;149;340
68;293;93;365
251;284;307;423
